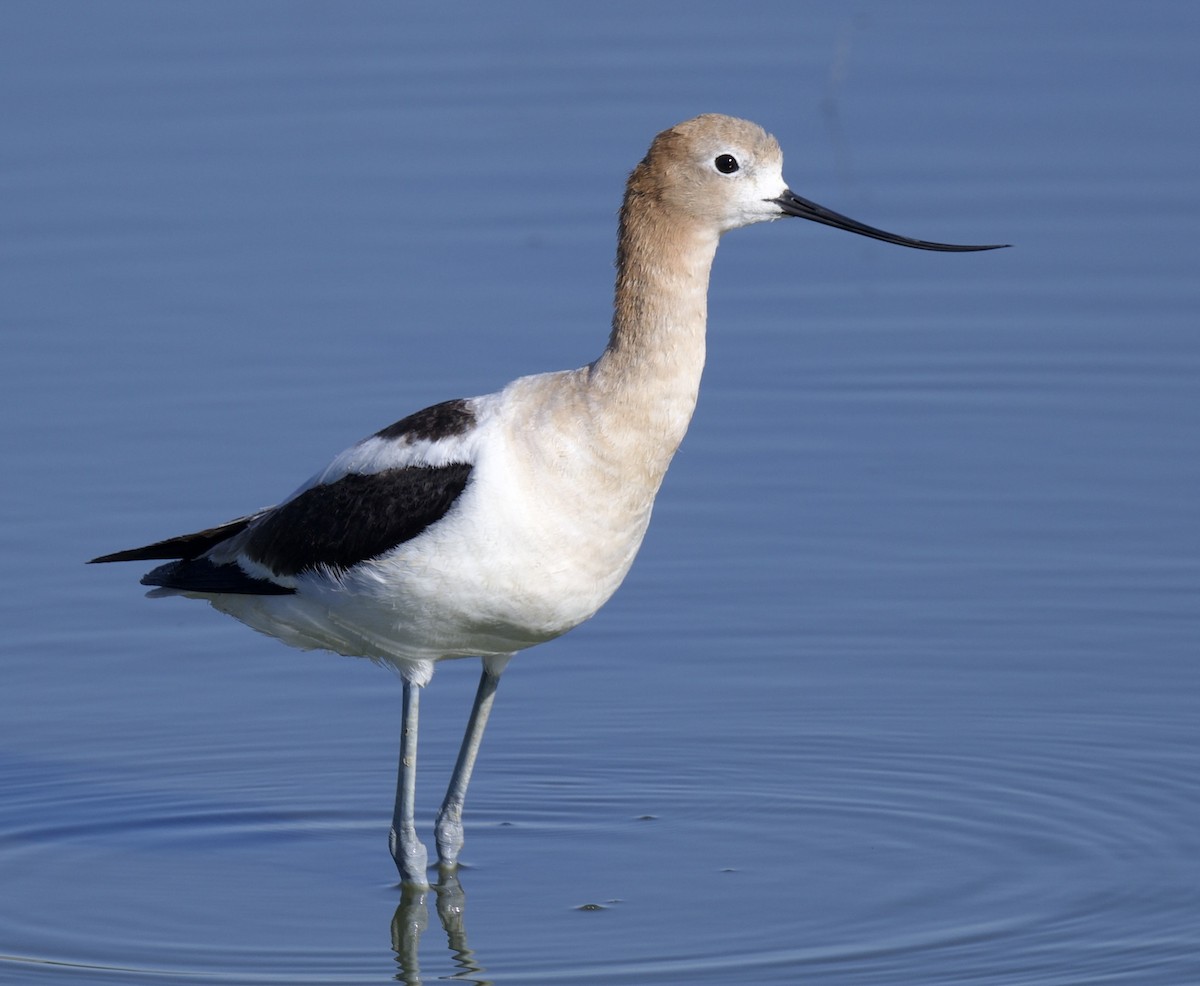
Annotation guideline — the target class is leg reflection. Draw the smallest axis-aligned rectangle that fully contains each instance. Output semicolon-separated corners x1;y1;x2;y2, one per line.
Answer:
390;884;429;985
390;866;489;985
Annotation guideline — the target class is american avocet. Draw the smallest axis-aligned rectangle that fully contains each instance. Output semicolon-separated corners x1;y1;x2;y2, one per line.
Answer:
91;114;1005;886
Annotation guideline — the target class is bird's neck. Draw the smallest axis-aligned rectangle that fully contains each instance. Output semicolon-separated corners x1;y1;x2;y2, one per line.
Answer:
588;192;718;472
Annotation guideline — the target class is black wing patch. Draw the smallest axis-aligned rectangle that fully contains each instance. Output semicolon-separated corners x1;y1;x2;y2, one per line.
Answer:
141;557;296;595
244;462;473;577
89;512;265;564
373;399;475;442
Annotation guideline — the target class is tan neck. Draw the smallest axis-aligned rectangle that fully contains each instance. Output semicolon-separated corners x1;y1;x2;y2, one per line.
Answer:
589;175;719;469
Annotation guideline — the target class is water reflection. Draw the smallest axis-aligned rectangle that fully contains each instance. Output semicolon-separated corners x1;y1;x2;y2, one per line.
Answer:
392;868;490;985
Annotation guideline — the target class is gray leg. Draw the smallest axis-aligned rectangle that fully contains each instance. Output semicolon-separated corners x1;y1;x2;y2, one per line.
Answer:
435;666;503;866
389;679;430;887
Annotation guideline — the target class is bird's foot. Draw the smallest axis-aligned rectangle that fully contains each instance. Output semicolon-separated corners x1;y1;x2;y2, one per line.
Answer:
389;824;430;888
434;807;464;868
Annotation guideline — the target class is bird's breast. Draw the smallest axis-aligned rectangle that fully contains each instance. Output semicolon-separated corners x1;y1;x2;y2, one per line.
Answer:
422;410;659;641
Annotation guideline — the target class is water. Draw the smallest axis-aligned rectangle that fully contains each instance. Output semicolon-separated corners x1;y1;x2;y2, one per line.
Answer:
3;2;1198;983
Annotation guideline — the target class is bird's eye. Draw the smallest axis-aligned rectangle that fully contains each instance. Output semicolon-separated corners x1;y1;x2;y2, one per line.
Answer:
714;154;740;174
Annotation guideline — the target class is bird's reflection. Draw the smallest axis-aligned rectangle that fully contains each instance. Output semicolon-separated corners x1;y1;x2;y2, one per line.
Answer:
391;867;489;985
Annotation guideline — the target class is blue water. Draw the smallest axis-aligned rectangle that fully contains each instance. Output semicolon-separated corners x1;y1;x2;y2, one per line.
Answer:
3;2;1198;983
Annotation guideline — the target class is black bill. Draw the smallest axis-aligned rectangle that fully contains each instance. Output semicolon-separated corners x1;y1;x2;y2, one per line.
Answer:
773;189;1008;252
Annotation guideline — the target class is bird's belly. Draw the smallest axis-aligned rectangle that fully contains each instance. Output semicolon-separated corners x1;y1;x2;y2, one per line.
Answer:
375;480;652;657
208;466;653;677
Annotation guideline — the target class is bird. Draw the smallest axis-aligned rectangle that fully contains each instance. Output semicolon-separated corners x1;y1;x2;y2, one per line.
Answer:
90;114;1006;887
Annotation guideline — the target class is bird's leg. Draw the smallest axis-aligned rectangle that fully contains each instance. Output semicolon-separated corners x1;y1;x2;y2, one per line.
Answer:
435;664;504;867
390;679;430;887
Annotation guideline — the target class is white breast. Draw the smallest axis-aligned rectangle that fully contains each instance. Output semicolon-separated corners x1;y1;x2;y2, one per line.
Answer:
208;369;662;679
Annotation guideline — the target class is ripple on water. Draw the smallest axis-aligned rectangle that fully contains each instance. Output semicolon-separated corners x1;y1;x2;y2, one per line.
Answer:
1;713;1197;984
473;713;1200;984
0;755;390;984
